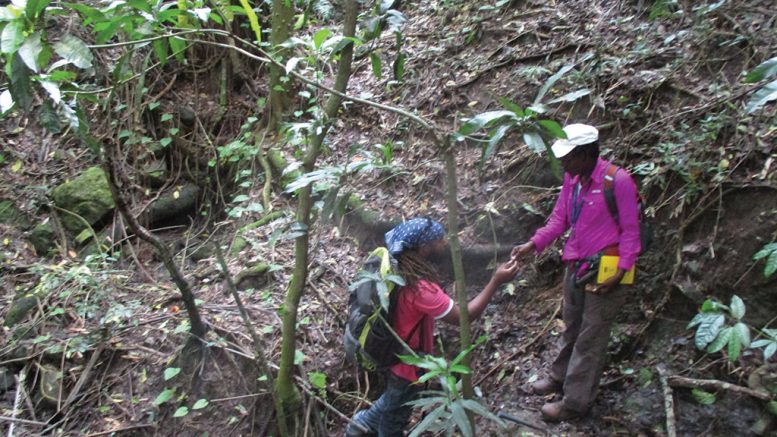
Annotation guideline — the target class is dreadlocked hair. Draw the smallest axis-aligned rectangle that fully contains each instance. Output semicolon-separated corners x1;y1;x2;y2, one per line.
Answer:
395;249;440;287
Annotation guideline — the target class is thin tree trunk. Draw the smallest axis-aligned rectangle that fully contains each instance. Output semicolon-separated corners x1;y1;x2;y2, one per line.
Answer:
268;0;294;130
274;0;358;427
102;143;207;338
443;141;473;403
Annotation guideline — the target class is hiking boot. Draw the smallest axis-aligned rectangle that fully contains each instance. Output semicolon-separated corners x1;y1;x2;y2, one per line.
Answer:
540;400;585;422
529;377;562;395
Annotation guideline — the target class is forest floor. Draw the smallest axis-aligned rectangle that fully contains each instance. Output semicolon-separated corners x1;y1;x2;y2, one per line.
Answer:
1;0;776;436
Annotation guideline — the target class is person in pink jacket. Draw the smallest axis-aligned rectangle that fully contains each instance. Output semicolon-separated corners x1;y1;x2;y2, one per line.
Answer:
511;123;641;421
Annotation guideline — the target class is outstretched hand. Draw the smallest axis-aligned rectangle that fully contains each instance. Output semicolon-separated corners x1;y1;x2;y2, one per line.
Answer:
510;241;535;261
493;259;520;284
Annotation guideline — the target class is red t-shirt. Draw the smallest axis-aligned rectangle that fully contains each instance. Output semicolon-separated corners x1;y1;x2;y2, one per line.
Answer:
390;280;454;382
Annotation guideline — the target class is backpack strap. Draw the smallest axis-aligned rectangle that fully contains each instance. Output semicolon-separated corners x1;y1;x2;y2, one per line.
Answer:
603;164;620;226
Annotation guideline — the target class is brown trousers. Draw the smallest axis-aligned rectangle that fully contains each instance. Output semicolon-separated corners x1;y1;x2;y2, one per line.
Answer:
549;267;628;412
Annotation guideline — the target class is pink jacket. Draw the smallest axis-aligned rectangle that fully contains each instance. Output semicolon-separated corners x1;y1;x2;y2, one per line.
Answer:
530;157;641;270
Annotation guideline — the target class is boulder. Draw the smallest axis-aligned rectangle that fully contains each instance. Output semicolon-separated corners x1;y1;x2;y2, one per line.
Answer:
0;199;31;229
51;167;115;234
28;219;56;255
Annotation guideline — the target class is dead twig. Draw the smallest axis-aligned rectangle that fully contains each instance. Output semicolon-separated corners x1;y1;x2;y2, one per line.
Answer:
82;423;155;437
657;365;678;437
667;375;772;401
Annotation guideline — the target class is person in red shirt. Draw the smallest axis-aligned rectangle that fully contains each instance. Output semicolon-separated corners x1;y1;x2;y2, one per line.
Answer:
346;217;519;437
511;123;641;422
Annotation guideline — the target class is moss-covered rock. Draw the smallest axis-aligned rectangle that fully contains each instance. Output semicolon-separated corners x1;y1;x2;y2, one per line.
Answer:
28;220;56;256
51;167;115;234
235;263;270;290
4;286;46;327
141;182;200;225
0;200;30;229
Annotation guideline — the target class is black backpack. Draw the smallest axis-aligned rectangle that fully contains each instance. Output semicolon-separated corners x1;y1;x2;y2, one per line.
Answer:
343;247;422;371
602;164;654;253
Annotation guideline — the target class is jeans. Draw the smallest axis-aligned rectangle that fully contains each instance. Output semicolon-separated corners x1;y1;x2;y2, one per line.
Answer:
347;373;421;437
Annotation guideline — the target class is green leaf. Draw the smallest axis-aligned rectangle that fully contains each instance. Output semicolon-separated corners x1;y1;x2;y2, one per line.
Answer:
766;250;777;279
160;137;172;147
451;402;473;437
733;322;750;348
706;326;732;353
1;20;24;55
767;400;777;417
164;367;181;381
459;399;504;424
729;295;745;320
370;52;382;78
173;406;189;417
459;110;516;136
127;0;152;13
498;97;524;116
393;52;405;81
26;0;52;20
313;28;331;50
547;88;591;104
765;343;777;360
694;313;725;350
169;36;186;62
407;404;447;437
9;54;33;111
307;371;327;390
753;242;777;260
746;79;777;114
294;349;305;365
481;124;510;166
192;398;209;410
534;63;574;104
745;57;777;83
691;388;716;405
238;0;261;43
449;364;471;374
54;35;93;69
727;329;742;361
18;32;42;72
538;119;566;138
153;388;175;405
152;38;169;67
523;131;545;153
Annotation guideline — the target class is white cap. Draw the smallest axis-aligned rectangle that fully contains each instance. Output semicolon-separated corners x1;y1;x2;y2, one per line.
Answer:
550;124;599;158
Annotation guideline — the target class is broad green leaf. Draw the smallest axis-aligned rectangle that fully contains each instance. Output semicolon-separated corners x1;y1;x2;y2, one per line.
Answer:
767;400;777;416
729;295;745;320
127;0;152;13
745;57;777;83
153;388;175;405
701;299;726;313
238;0;261;43
18;32;42;72
705;326;731;353
751;339;772;348
313;28;331;50
459;110;516;136
733;322;750;348
449;364;471;374
765;343;776;360
192;398;209;410
1;20;24;54
370;52;382;78
538;119;566;138
393;52;405;81
168;36;186;62
498;97;524;116
173;406;189;417
164;367;181;380
691;388;716;405
40;80;60;104
285;56;302;74
26;0;51;19
0;89;13;113
152;38;169;67
384;274;405;286
534;63;574;104
694;313;725;350
523;131;545;153
727;329;742;361
766;250;777;278
294;349;305;365
746;79;777;114
54;35;93;69
753;242;777;260
8;54;32;111
481;124;510;166
307;371;326;389
451;402;473;437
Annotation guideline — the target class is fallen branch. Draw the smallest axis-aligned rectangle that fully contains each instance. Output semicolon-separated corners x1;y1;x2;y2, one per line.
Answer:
0;416;47;427
656;365;677;437
667;375;772;401
83;423;155;437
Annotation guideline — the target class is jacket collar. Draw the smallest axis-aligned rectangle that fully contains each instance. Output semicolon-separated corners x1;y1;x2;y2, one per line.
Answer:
571;157;609;186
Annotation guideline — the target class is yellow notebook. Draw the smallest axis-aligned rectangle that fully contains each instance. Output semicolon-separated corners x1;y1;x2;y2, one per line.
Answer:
596;255;635;284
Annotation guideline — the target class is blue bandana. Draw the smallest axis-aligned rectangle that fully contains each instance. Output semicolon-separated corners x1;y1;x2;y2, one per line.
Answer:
384;218;446;256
